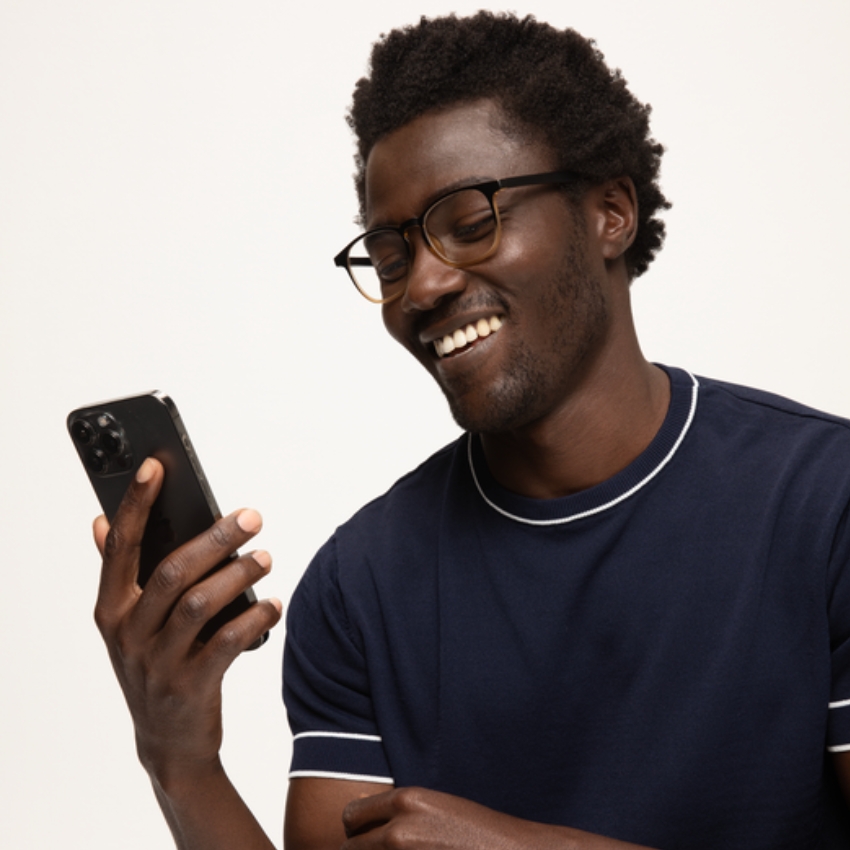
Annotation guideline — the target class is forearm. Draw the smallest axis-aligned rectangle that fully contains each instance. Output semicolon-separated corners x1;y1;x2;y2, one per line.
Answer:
518;821;655;850
340;787;657;850
151;757;277;850
416;812;657;850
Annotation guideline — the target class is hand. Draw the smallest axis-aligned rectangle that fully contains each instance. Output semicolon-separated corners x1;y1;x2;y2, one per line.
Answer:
92;457;283;789
341;787;541;850
341;787;657;850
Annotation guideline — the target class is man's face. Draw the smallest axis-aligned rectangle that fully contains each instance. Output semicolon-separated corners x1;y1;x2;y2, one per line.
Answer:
364;99;614;435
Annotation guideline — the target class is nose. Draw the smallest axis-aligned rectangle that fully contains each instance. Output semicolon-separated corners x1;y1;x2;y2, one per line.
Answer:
401;229;468;313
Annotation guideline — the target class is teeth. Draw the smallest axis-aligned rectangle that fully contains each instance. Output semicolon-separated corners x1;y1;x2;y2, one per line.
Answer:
434;315;503;358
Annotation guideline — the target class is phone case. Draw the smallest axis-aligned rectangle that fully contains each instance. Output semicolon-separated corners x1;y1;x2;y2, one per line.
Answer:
67;392;265;647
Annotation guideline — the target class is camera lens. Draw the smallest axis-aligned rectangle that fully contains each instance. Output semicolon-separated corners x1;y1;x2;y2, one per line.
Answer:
87;448;109;475
71;419;95;445
100;430;124;455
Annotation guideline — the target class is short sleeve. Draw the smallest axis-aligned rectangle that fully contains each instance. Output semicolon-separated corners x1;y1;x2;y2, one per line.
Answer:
283;535;393;784
828;499;850;752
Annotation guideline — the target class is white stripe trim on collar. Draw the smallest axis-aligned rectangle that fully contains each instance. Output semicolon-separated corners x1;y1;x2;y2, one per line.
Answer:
467;370;700;526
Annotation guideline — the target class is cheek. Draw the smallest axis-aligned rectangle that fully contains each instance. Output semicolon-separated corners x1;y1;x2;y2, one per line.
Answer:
382;305;428;361
494;207;577;287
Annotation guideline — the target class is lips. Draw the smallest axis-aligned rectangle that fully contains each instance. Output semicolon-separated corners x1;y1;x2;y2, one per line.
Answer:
433;315;503;358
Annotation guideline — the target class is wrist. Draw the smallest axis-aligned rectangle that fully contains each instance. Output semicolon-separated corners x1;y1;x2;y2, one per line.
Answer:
144;749;226;802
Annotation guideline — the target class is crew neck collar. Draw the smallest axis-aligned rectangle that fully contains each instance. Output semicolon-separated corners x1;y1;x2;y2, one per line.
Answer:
467;365;699;526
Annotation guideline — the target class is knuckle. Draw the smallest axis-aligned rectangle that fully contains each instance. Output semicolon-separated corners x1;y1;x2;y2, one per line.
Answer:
195;624;245;671
175;587;212;624
213;623;242;652
392;786;423;812
237;553;264;581
92;603;114;636
208;522;234;551
152;553;190;593
102;523;129;561
208;620;244;654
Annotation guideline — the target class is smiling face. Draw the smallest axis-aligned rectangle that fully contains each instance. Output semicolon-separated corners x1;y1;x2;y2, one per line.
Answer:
365;99;622;435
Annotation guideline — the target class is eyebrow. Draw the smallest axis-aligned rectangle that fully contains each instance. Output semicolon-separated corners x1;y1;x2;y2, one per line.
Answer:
365;174;497;231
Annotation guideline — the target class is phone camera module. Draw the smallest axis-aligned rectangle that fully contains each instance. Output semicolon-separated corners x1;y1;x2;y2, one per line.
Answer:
73;411;133;476
87;448;110;475
70;419;96;446
100;430;124;455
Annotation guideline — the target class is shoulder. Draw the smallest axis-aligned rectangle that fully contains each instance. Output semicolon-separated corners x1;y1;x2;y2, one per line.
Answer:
698;373;850;430
336;435;466;542
680;370;850;520
690;371;850;455
292;435;467;597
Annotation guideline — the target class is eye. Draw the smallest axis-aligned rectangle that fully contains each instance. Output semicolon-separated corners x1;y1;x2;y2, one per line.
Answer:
364;231;409;283
375;253;409;284
427;188;497;250
450;209;497;244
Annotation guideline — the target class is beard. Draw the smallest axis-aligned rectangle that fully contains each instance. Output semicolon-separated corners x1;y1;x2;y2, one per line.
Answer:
440;240;609;435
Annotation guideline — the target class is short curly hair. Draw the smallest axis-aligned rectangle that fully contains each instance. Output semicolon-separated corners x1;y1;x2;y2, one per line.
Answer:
347;11;671;278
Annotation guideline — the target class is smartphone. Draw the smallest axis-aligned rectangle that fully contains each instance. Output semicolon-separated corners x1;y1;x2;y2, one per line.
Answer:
67;391;267;648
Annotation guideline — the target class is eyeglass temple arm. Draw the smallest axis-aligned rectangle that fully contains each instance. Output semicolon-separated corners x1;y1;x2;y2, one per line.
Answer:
497;170;581;190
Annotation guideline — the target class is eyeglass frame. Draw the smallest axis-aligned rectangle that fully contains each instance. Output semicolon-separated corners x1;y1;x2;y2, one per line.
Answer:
333;170;583;304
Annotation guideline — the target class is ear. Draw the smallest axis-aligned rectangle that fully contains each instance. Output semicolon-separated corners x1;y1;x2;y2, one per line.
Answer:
589;178;638;262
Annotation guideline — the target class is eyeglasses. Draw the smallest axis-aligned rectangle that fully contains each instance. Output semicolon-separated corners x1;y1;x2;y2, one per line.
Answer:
333;170;581;304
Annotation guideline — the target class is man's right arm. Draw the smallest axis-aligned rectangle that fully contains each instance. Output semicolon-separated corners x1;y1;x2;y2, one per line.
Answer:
93;457;283;850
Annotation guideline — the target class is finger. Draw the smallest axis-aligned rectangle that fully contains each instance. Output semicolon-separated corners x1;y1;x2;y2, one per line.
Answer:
155;548;276;660
93;514;109;555
342;789;395;838
193;587;285;682
94;458;164;630
126;508;265;641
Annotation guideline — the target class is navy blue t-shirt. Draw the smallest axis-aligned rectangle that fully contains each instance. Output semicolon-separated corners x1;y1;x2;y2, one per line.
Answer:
284;366;850;849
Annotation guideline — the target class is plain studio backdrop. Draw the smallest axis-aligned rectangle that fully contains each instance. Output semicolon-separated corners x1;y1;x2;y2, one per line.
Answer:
1;1;848;846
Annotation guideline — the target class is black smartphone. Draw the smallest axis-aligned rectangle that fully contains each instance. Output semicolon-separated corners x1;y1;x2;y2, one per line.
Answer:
67;391;267;648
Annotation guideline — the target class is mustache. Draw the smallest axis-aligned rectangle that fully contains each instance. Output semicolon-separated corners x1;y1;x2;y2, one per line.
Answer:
411;292;508;336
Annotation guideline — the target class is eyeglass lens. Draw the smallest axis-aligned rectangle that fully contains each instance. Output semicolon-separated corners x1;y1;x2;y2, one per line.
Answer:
347;187;499;303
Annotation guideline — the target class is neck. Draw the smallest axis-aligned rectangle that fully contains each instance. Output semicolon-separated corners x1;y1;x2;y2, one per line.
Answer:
479;349;670;500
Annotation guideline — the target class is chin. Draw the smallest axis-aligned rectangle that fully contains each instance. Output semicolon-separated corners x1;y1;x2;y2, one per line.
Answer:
443;379;542;435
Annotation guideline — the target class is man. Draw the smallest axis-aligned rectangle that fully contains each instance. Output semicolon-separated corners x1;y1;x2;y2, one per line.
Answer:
93;12;850;850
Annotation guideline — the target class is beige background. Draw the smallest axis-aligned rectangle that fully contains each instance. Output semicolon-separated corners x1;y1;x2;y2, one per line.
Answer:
2;0;849;846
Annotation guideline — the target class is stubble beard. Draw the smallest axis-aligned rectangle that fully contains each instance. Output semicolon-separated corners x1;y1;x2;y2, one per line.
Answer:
441;243;608;435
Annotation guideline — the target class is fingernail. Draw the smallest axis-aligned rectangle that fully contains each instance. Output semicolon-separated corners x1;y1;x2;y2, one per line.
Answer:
136;458;155;483
253;549;272;569
236;509;262;533
270;597;283;613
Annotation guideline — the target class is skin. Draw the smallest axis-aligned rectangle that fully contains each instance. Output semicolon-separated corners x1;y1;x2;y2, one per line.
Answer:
286;98;669;849
92;97;850;849
369;101;670;499
93;457;282;850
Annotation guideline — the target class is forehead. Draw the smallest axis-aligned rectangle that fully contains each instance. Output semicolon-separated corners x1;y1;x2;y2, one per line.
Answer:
363;100;556;228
